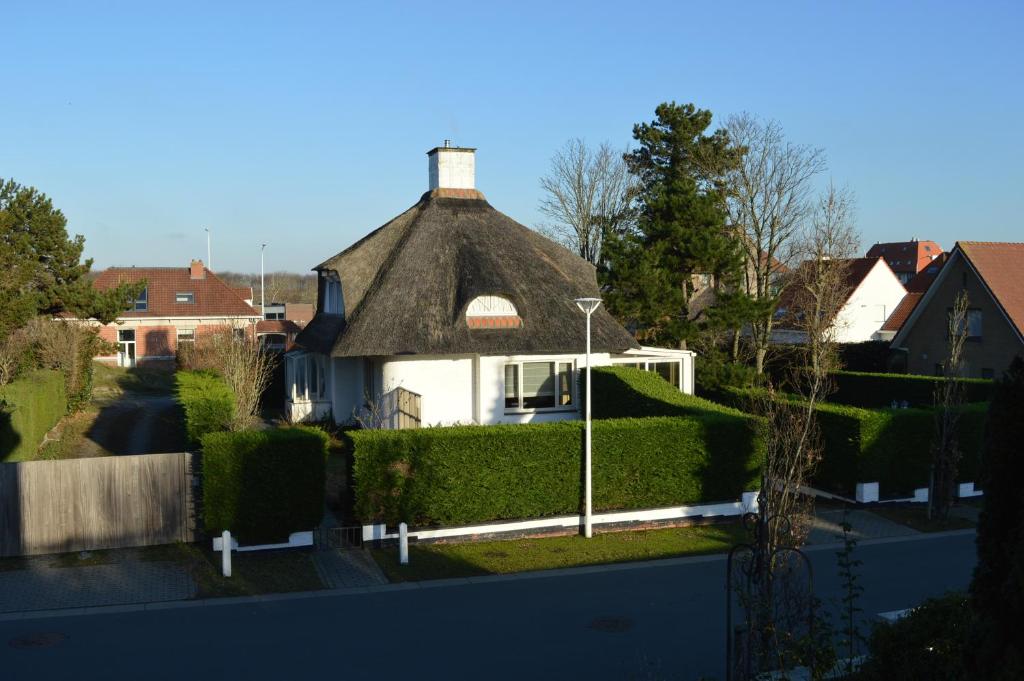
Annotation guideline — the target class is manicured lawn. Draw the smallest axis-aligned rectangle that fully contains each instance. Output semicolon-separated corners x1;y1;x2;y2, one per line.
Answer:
372;522;749;582
871;504;977;533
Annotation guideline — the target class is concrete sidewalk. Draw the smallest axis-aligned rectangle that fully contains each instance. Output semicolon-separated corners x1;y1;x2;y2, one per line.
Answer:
0;554;196;614
806;508;919;545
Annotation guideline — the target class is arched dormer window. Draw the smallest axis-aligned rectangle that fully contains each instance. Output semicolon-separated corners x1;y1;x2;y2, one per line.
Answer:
322;271;343;315
465;295;522;329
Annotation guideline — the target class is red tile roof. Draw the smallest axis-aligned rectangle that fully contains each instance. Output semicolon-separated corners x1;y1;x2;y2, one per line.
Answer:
960;241;1024;336
881;292;923;332
233;287;254;302
866;240;943;276
256;319;302;335
93;266;259;318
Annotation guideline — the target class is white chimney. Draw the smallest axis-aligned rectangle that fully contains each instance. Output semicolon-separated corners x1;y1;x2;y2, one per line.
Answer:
427;141;475;190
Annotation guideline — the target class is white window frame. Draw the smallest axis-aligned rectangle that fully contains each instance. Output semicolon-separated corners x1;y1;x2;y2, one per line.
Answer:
175;291;194;304
287;352;327;403
134;287;148;311
176;328;195;344
322;272;342;315
610;357;684;391
503;359;576;414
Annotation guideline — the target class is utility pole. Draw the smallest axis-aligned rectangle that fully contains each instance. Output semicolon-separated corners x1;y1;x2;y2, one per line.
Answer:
261;242;267;316
205;227;212;271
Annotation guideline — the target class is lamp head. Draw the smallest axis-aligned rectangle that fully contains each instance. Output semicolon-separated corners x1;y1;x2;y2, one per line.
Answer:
574;297;602;314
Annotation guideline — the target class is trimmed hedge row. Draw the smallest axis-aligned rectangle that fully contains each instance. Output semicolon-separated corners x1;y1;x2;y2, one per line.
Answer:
718;387;987;497
202;427;329;544
590;365;747;419
830;370;994;408
351;414;762;526
0;369;66;462
176;370;235;446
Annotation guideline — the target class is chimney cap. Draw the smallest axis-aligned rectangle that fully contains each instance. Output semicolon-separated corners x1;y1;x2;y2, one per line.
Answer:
426;144;476;155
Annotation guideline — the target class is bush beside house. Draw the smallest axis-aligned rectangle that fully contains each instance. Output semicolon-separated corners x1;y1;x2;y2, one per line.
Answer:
351;414;761;526
830;370;994;408
0;369;66;462
589;365;749;420
202;427;329;544
176;370;235;446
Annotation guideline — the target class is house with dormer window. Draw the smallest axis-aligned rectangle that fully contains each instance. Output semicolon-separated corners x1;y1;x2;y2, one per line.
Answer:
84;260;261;367
287;144;694;427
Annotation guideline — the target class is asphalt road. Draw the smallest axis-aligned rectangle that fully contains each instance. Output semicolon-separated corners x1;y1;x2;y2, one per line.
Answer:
0;531;976;681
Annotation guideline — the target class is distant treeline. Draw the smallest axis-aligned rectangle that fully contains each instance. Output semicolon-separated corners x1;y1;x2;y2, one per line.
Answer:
217;272;318;306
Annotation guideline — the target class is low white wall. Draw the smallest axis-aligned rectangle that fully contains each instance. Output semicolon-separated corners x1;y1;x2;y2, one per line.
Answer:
362;492;759;543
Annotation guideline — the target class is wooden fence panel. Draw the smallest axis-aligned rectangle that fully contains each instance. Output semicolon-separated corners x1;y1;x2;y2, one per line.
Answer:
0;452;194;557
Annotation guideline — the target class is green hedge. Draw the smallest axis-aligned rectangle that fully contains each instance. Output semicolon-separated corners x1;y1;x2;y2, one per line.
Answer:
202;427;329;544
830;370;994;408
176;370;234;446
590;365;747;419
717;386;986;497
351;414;761;526
0;369;66;462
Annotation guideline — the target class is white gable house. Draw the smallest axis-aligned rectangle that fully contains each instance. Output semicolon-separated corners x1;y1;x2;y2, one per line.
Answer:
771;257;907;345
286;144;694;428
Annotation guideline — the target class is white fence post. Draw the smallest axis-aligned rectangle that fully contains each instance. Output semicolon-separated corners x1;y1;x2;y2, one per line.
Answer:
221;530;232;577
856;482;879;504
399;522;409;565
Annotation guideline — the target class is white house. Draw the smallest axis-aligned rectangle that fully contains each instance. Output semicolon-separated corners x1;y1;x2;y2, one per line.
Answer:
771;256;907;344
285;143;694;427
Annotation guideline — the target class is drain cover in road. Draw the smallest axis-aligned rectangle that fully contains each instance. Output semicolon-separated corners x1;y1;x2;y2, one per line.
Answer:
9;632;67;649
589;616;633;633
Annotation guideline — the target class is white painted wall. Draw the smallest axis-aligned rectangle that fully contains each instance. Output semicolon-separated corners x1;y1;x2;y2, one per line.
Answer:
833;260;907;343
380;355;476;426
331;357;365;425
428;148;475;190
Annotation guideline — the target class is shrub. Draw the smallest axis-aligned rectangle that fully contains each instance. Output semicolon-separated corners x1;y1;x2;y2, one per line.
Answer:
717;386;986;497
590;365;748;419
176;370;235;446
857;593;970;681
0;369;66;462
202;427;329;544
351;414;761;526
830;370;994;409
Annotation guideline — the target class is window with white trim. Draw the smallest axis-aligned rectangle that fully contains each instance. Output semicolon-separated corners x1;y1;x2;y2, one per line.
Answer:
176;328;195;344
611;358;684;390
504;361;574;412
322;272;343;315
134;287;148;311
175;292;194;304
287;353;327;402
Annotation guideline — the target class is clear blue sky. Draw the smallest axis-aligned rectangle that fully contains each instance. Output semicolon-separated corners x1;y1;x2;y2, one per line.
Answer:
3;1;1021;273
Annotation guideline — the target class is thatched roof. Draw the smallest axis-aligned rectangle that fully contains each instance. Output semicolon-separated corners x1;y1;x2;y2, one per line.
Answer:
296;188;640;357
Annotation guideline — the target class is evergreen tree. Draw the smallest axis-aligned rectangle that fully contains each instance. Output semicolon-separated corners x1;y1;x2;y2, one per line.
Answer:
966;356;1024;679
600;102;744;348
0;178;142;338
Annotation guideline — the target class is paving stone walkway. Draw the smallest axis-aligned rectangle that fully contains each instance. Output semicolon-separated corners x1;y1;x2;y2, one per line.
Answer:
312;549;387;589
0;557;195;613
806;509;919;545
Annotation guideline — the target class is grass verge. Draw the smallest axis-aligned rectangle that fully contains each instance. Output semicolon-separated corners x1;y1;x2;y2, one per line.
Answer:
93;364;176;397
372;522;748;582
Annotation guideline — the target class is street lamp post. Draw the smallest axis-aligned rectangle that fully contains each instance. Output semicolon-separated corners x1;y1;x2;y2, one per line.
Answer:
260;243;267;315
205;227;212;271
574;297;601;538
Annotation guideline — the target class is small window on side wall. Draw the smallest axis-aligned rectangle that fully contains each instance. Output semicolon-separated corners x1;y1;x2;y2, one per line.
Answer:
175;292;194;304
504;361;574;412
134;287;148;311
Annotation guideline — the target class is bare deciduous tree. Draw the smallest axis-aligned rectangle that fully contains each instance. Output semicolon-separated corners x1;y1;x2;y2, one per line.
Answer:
178;324;276;430
723;114;827;374
929;290;969;522
537;139;635;263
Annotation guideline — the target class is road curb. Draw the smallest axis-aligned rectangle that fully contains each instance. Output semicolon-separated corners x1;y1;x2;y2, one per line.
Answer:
0;528;976;623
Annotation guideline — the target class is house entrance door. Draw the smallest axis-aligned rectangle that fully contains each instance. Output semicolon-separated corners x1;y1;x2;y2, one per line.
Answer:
117;329;136;368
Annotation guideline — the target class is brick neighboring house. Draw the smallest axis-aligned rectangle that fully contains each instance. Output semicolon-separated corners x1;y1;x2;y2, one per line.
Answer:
891;242;1024;378
256;303;315;352
866;239;943;285
88;260;261;367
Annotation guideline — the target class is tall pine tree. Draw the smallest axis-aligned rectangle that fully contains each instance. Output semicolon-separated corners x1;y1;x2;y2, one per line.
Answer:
600;102;744;348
